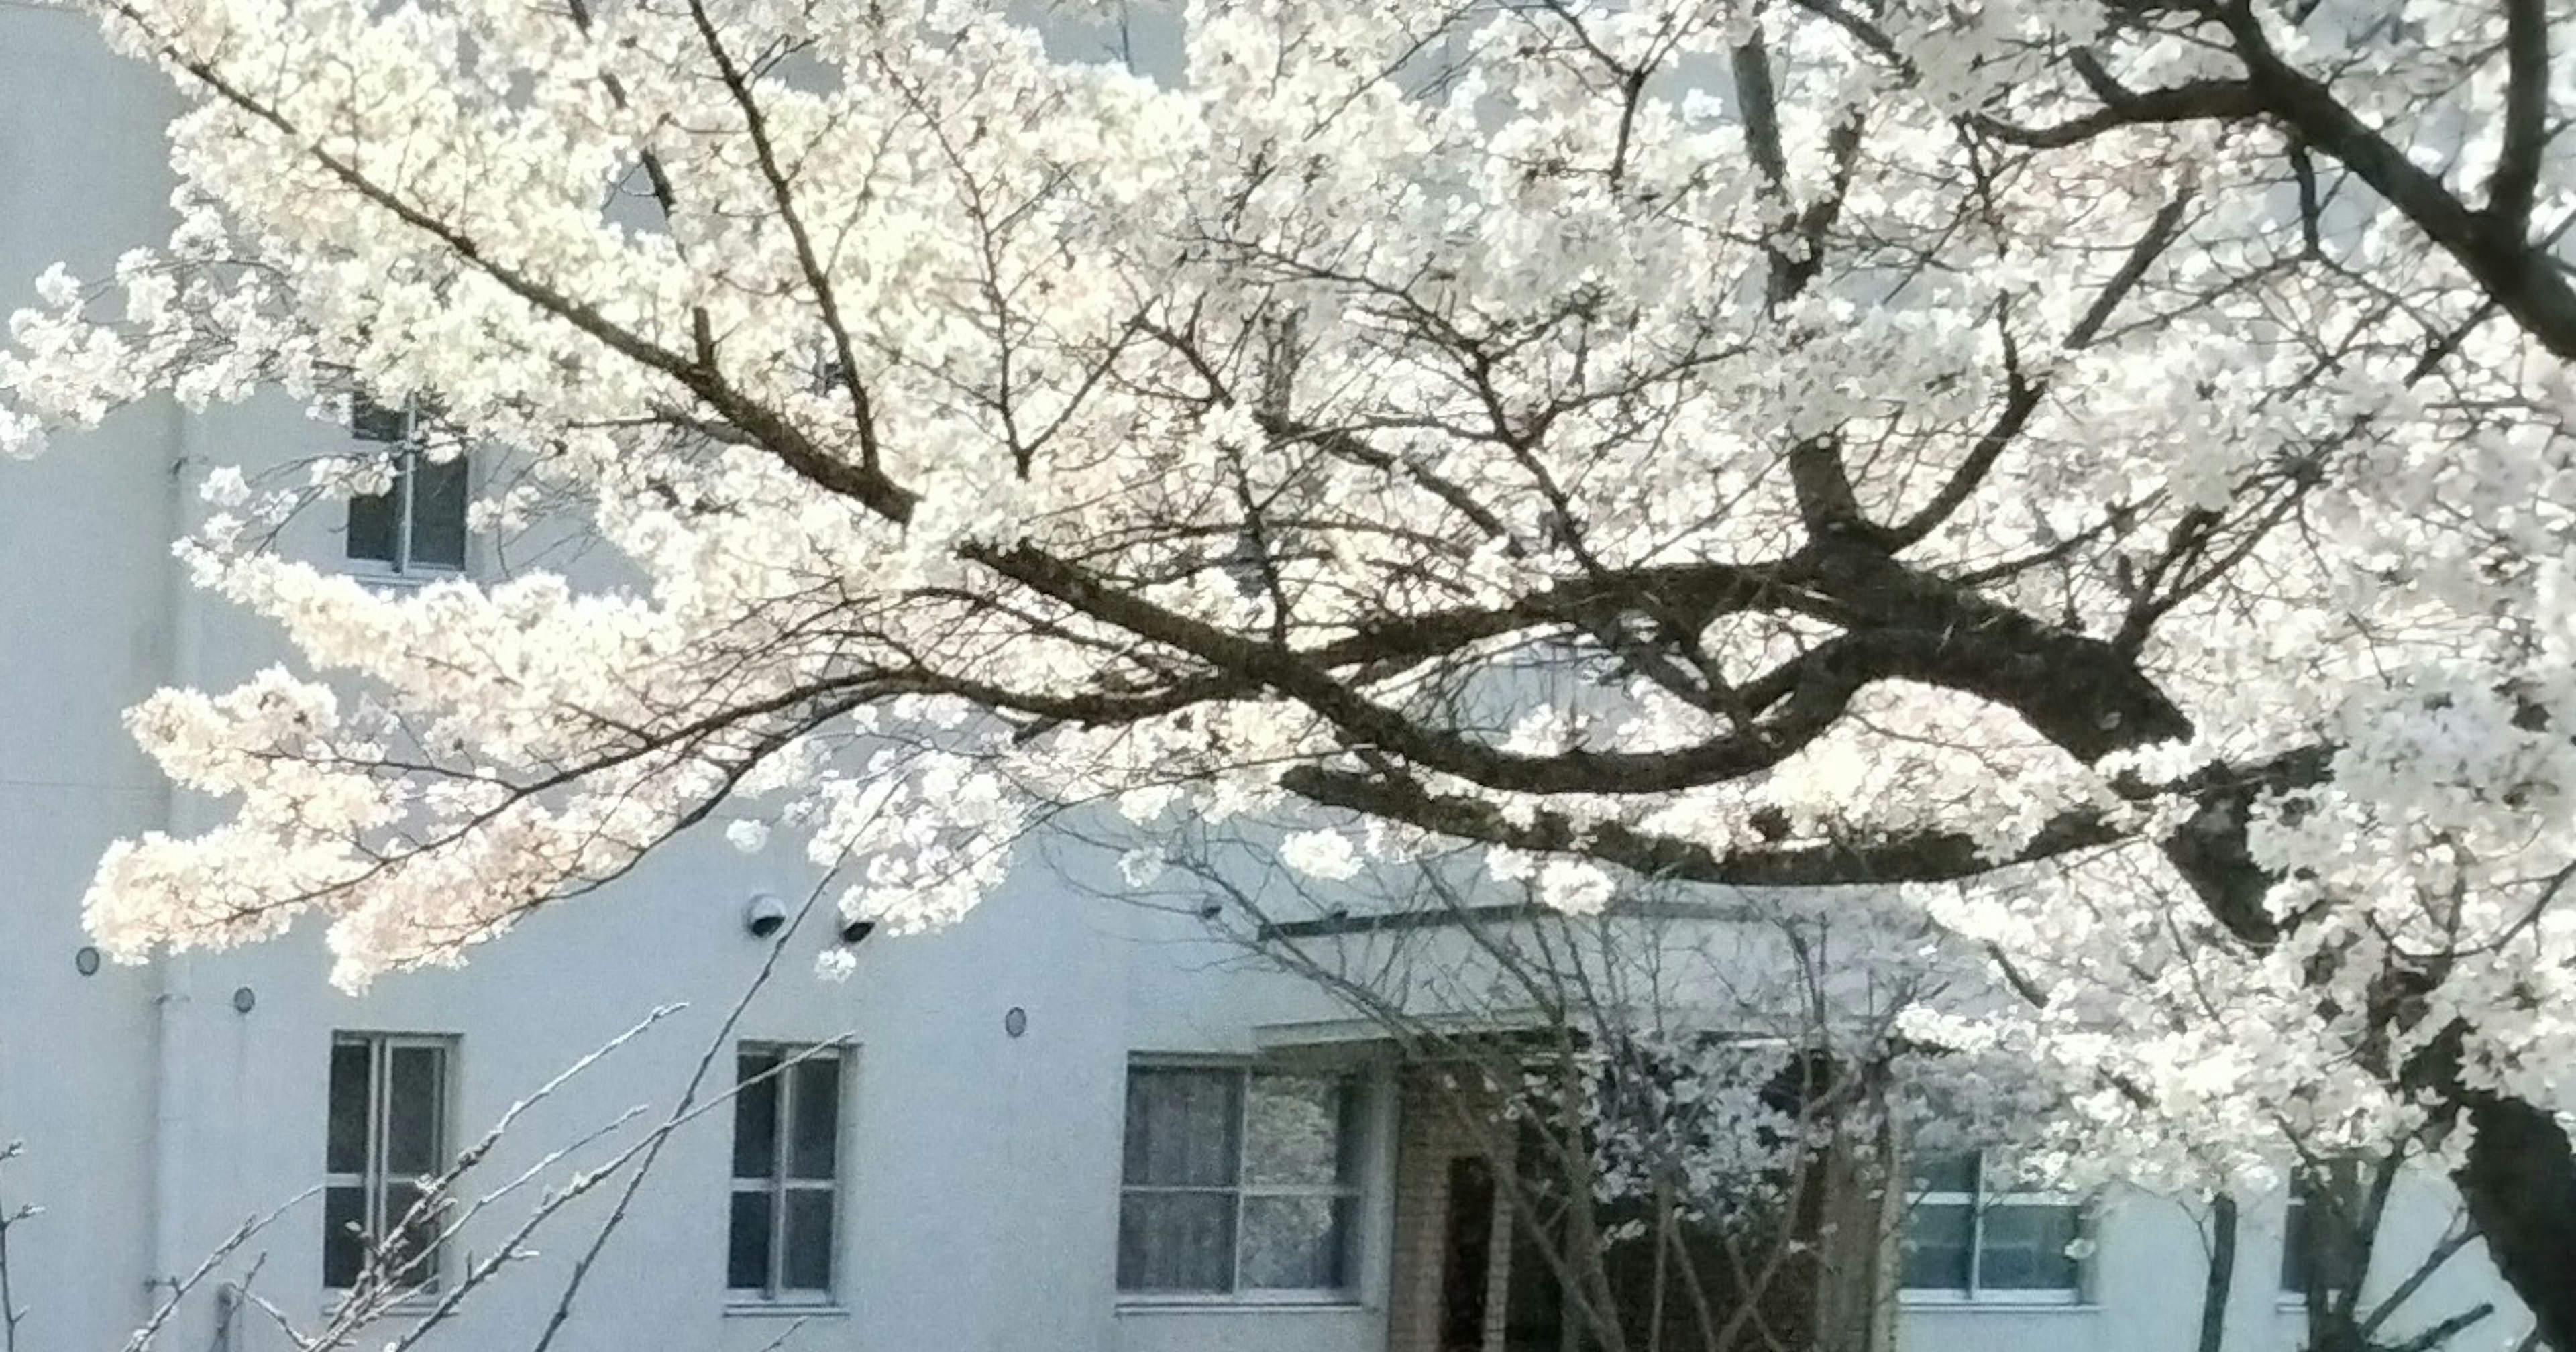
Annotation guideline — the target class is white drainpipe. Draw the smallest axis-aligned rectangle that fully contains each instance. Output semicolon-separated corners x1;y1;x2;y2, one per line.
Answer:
148;393;203;1315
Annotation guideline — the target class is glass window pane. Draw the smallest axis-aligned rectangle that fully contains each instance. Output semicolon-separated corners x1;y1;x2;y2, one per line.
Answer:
1240;1194;1353;1291
326;1041;372;1175
1908;1149;1978;1196
322;1184;367;1289
1116;1191;1236;1293
1244;1074;1354;1186
380;1181;441;1292
352;396;410;443
789;1055;840;1181
2279;1198;2310;1294
383;1045;445;1178
782;1190;835;1292
1122;1068;1240;1187
1980;1203;2083;1291
734;1051;781;1181
1900;1201;1974;1292
346;477;398;563
727;1190;773;1292
408;450;469;570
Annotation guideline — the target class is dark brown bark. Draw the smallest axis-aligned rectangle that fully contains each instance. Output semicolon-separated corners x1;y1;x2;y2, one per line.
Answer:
2197;1193;2238;1352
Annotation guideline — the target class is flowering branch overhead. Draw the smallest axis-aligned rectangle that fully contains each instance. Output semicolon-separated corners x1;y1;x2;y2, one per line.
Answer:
1;0;2573;1342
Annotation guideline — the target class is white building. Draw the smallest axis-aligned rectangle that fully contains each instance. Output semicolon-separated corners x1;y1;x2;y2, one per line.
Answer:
0;9;2534;1352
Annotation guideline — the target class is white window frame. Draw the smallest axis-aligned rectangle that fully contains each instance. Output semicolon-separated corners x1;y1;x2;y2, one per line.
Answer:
323;1033;453;1296
1900;1149;2088;1306
345;396;468;580
727;1042;849;1306
1116;1060;1371;1306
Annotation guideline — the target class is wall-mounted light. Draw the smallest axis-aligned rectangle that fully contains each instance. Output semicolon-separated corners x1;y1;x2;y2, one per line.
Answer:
231;987;256;1015
1004;1007;1028;1039
742;892;788;939
72;946;101;976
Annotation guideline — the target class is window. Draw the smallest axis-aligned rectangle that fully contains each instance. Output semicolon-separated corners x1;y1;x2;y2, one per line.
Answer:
729;1044;845;1302
346;394;468;575
1901;1149;2086;1302
1116;1063;1367;1298
2279;1166;2359;1302
2279;1184;2313;1298
324;1034;453;1293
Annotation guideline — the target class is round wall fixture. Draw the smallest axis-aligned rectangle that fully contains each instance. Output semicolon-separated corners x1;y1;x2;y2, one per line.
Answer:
73;946;101;976
742;891;788;939
231;986;257;1015
1003;1006;1028;1039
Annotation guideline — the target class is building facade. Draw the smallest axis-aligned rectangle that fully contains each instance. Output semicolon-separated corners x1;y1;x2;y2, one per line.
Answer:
0;9;2534;1352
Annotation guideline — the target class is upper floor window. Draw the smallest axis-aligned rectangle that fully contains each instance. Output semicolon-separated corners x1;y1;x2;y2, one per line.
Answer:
729;1044;847;1302
1900;1149;2087;1303
346;394;468;575
325;1033;454;1294
1117;1062;1368;1299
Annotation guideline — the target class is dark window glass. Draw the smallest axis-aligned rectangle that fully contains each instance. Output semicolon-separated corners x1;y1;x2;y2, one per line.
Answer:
2280;1195;2312;1293
384;1045;443;1178
345;470;399;563
782;1190;835;1291
1980;1203;2082;1290
322;1185;368;1289
381;1180;440;1289
789;1058;839;1181
1900;1201;1976;1292
326;1041;372;1175
733;1052;780;1181
409;451;469;569
727;1191;773;1291
351;396;410;443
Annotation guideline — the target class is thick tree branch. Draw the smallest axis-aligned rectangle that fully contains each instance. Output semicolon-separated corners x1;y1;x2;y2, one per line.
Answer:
2489;0;2551;228
1279;763;2138;887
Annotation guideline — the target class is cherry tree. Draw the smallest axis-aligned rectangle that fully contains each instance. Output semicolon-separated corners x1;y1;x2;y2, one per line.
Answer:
3;0;2573;1341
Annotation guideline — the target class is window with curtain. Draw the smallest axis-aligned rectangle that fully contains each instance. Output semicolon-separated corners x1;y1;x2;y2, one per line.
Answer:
1900;1149;2088;1302
1116;1063;1368;1298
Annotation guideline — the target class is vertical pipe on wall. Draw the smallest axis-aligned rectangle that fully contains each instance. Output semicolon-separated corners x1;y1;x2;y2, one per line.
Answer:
146;388;201;1319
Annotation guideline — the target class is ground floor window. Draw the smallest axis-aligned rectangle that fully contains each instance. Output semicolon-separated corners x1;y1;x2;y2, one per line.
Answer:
324;1033;453;1293
1117;1062;1368;1298
1900;1149;2087;1302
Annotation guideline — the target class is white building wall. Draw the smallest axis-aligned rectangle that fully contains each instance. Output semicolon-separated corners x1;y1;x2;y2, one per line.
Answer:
0;11;2536;1352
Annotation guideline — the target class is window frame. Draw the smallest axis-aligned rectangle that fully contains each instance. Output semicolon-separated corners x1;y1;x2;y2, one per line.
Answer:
323;1032;455;1297
345;395;469;580
2279;1162;2364;1308
1899;1149;2090;1307
1116;1060;1372;1307
727;1041;851;1307
2277;1184;2312;1305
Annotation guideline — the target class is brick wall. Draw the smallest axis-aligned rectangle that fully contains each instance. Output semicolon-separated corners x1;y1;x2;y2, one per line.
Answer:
1384;1065;1512;1352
